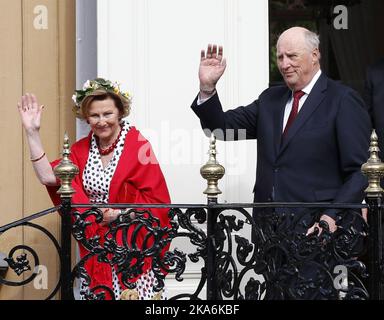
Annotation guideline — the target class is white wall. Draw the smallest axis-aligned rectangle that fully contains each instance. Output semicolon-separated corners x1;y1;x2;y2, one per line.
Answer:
97;0;269;205
76;0;97;140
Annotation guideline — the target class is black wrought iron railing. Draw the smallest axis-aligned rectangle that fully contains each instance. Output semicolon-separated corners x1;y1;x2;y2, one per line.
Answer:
0;133;383;300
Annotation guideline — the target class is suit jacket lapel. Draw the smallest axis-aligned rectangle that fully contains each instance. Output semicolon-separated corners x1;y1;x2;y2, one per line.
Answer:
278;74;328;157
273;90;291;156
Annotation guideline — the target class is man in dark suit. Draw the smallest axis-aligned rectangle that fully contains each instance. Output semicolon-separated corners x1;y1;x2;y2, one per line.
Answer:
192;26;371;233
364;58;384;160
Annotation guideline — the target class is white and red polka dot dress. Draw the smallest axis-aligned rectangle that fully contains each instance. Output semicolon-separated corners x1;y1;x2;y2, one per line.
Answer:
79;120;166;300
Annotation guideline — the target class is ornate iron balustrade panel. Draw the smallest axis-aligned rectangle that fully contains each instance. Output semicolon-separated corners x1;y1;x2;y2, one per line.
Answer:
210;205;369;300
0;202;381;300
70;204;208;300
0;207;62;300
60;202;372;300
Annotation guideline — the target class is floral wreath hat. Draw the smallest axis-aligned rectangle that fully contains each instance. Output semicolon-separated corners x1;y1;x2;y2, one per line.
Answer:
72;78;132;118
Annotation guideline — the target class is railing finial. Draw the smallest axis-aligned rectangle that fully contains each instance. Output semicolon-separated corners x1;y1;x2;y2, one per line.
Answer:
53;132;79;198
200;134;225;200
361;129;384;197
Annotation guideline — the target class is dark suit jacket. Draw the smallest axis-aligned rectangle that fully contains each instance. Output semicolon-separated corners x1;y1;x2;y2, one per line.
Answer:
364;58;384;159
192;73;371;218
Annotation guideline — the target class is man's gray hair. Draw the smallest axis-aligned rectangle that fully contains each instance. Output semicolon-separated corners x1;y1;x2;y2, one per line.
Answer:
304;29;320;51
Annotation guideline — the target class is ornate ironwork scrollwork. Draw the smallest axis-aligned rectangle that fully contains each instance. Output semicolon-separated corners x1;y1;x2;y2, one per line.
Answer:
212;207;369;300
0;203;373;300
0;221;62;299
4;248;32;276
71;206;208;300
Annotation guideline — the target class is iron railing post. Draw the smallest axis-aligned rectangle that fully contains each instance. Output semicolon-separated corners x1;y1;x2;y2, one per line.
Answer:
365;196;383;299
362;130;384;299
200;135;225;300
54;133;79;300
206;198;220;300
59;197;73;300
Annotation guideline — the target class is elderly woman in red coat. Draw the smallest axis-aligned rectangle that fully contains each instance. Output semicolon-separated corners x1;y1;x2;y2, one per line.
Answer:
17;78;171;300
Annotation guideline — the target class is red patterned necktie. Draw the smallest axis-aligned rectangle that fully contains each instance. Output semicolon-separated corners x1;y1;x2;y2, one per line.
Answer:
283;90;305;136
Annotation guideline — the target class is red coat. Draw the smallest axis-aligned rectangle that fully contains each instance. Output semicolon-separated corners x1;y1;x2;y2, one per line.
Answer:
47;127;171;296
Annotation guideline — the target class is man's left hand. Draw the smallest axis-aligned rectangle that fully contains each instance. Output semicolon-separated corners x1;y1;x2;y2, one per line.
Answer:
306;214;337;235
